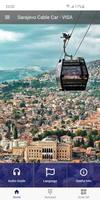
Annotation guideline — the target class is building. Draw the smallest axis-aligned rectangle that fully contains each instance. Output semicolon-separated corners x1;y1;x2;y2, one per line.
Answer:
60;135;72;143
78;109;100;131
86;147;96;156
24;141;72;162
72;147;86;159
12;147;25;157
57;142;72;161
94;140;100;151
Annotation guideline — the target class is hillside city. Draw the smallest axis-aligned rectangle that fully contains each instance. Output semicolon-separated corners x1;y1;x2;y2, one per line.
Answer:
0;60;100;163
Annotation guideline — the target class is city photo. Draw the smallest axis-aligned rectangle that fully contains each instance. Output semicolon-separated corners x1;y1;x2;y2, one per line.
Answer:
0;24;100;163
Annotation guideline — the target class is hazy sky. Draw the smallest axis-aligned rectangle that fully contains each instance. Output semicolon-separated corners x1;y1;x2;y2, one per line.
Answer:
0;24;100;71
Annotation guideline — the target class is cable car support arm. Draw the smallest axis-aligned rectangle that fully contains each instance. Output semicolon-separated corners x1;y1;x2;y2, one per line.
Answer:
61;33;72;59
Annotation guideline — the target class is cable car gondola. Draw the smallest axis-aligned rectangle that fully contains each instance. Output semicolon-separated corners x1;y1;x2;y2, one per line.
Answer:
56;33;89;91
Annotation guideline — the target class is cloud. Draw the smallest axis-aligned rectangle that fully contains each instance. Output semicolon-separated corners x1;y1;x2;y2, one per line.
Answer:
0;24;100;70
0;29;25;42
43;25;61;31
23;33;62;50
28;66;42;72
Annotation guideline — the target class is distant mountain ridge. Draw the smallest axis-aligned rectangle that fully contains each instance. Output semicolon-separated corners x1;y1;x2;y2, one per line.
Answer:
0;60;100;83
0;66;47;83
87;60;100;81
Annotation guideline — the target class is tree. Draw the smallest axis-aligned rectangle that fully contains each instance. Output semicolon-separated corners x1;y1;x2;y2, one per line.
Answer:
91;129;98;136
5;120;12;131
13;126;18;139
79;130;87;137
32;100;38;104
13;110;22;120
20;101;26;108
75;129;87;137
31;127;39;136
61;120;65;125
87;134;94;147
81;137;84;145
74;139;81;147
0;134;2;141
72;115;79;122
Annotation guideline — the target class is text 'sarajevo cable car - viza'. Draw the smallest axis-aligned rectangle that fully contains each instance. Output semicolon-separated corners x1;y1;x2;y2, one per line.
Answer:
56;33;89;91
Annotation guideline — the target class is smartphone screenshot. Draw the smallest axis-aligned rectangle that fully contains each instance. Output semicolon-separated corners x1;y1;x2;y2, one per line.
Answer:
0;0;100;199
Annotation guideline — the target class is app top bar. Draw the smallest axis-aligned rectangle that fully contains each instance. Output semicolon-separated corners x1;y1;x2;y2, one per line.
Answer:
0;11;100;24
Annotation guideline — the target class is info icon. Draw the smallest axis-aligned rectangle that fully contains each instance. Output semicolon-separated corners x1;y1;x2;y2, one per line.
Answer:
80;168;88;177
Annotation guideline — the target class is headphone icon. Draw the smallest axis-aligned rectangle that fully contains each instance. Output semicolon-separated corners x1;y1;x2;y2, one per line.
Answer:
13;168;21;176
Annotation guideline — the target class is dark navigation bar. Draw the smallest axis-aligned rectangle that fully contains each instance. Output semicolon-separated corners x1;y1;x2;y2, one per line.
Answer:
0;11;100;24
0;163;100;187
